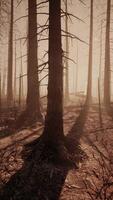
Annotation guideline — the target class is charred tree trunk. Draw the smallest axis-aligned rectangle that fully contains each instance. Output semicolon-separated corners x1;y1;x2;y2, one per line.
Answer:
75;41;78;94
7;0;13;107
65;0;69;104
26;0;42;121
19;74;22;109
20;39;24;102
14;36;17;105
0;69;1;110
85;0;93;106
99;20;103;85
98;78;102;128
43;0;64;144
98;20;103;107
104;0;111;108
2;67;6;100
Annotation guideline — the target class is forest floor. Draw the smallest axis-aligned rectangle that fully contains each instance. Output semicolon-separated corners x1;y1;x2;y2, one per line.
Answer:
0;105;113;200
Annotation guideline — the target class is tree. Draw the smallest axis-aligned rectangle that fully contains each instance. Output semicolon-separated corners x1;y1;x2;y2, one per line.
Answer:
14;36;17;104
43;0;64;145
19;39;24;101
7;0;13;107
0;68;1;110
75;41;78;94
25;0;42;122
65;0;70;104
85;0;93;106
104;0;111;108
2;66;7;100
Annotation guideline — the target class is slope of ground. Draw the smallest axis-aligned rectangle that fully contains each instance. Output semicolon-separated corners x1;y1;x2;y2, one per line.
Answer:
60;107;113;200
0;106;113;200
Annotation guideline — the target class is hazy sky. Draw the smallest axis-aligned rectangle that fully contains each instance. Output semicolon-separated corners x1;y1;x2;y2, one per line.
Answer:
0;0;113;100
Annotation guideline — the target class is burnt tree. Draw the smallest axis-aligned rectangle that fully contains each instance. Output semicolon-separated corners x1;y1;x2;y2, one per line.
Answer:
0;68;1;110
7;0;13;107
65;0;69;103
2;67;6;99
104;0;111;108
75;41;78;94
86;0;93;106
14;36;17;104
43;0;64;145
26;0;42;121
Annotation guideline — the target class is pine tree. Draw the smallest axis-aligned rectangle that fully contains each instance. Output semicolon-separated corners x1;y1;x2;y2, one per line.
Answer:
43;0;64;145
7;0;13;107
86;0;93;106
104;0;111;108
26;0;42;121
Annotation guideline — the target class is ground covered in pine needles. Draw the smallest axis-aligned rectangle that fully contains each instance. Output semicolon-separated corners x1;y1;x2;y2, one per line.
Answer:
0;105;113;200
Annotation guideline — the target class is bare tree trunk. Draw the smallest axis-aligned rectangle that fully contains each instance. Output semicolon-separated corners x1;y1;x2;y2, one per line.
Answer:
104;0;111;108
26;0;42;121
99;20;103;85
14;36;17;105
19;74;22;108
75;41;78;94
98;20;104;109
86;0;93;106
65;0;69;104
98;78;103;128
2;66;6;99
0;69;1;110
7;0;13;107
20;39;24;102
43;0;64;144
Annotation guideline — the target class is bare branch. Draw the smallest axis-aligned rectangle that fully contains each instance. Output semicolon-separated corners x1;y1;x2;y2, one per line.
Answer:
14;15;28;23
36;0;49;8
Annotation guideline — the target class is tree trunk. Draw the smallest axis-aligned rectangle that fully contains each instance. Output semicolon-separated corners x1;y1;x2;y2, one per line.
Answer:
26;0;42;121
20;39;24;101
14;36;17;105
104;0;111;108
75;41;78;94
99;20;103;85
7;0;13;107
98;78;102;128
2;67;6;100
19;74;22;108
43;0;64;144
86;0;93;106
98;20;103;107
0;69;1;110
65;0;69;104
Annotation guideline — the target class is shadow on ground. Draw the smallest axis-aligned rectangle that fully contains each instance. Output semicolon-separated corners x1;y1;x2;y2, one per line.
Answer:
0;106;88;200
106;105;113;119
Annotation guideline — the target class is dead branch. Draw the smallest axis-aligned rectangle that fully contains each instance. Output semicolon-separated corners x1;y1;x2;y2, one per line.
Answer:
36;0;49;8
61;9;85;23
63;55;76;64
14;15;28;23
39;74;48;83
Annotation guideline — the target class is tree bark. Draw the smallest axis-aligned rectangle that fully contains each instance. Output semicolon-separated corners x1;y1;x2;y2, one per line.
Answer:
26;0;42;120
7;0;13;107
98;78;103;128
75;41;78;94
2;67;6;99
65;0;69;103
14;36;17;105
20;39;24;101
99;20;103;84
19;74;22;108
43;0;64;144
86;0;93;106
104;0;111;108
0;69;1;110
